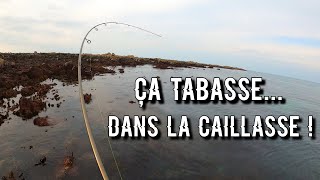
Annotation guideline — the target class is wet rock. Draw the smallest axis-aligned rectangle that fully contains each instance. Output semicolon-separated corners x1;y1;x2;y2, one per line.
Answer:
0;118;4;126
26;66;48;80
38;84;53;97
64;61;74;69
153;63;173;69
20;86;34;96
0;89;18;99
33;116;51;127
63;152;75;171
21;84;53;97
8;104;18;111
83;93;92;104
54;94;60;101
35;156;46;166
14;97;46;119
0;113;8;126
91;66;115;74
118;68;124;73
0;52;243;93
0;52;244;121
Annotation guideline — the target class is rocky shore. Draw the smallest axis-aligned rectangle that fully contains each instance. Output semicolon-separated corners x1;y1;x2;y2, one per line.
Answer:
0;52;244;122
0;52;244;178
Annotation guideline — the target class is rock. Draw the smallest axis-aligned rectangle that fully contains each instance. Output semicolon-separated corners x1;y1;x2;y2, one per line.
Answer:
0;89;18;99
37;84;52;96
14;97;46;119
0;58;5;67
0;113;9;126
20;86;35;96
119;68;124;73
8;104;18;111
10;62;16;66
63;152;75;171
83;93;92;104
0;52;244;122
64;61;74;69
54;94;60;101
91;66;115;74
33;116;51;127
0;116;5;126
26;66;48;80
35;156;46;166
153;63;173;69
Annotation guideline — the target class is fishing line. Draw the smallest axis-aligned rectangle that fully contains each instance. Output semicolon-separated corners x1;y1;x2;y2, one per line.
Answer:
78;22;161;180
89;64;124;180
87;43;123;179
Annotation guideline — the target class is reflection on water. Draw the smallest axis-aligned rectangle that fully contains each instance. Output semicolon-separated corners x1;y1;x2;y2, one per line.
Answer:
0;65;320;179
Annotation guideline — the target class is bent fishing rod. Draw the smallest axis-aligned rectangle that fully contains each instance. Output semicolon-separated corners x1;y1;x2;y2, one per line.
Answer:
78;22;161;180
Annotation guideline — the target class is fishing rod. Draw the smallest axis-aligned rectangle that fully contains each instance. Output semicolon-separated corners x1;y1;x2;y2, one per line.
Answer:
78;21;161;180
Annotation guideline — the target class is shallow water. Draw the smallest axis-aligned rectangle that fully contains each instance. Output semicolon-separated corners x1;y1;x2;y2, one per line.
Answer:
0;65;319;180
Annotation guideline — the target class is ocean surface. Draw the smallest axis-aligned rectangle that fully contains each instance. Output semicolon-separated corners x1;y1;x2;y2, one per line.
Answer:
0;65;319;179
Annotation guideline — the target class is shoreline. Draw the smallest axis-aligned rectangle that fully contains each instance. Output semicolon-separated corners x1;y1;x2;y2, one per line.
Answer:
0;52;244;123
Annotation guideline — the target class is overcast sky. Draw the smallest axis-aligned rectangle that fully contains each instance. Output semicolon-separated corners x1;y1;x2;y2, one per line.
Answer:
0;0;319;82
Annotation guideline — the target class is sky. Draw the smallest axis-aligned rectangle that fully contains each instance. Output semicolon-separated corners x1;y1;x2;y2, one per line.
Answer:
0;0;320;83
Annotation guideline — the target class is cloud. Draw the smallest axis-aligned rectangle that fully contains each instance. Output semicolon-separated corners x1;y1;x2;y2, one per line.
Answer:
0;0;319;82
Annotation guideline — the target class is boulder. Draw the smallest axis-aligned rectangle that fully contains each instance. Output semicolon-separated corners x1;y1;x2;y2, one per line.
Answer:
14;97;46;119
83;93;92;104
33;116;51;126
63;152;74;171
